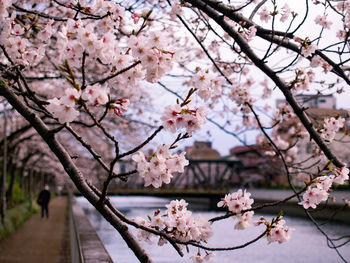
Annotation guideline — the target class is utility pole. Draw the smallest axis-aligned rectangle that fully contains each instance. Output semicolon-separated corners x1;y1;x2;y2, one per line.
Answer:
1;106;8;225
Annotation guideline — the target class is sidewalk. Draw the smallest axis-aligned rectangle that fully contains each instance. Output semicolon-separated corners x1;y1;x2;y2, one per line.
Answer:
0;196;70;263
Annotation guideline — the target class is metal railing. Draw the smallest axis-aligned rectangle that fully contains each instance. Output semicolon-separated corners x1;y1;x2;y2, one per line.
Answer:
69;192;84;263
68;192;113;263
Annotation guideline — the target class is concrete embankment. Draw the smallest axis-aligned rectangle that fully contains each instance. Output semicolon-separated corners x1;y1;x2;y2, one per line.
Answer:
0;195;114;263
186;189;350;224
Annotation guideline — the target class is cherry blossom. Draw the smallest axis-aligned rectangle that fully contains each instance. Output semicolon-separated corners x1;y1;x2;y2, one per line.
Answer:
217;189;254;214
244;26;257;42
82;84;109;105
128;33;175;83
320;117;345;143
258;6;271;23
190;252;214;263
300;43;317;58
299;185;330;209
299;166;349;209
134;199;213;261
310;55;333;73
217;190;255;230
46;98;80;123
132;145;189;188
266;218;293;244
333;167;350;185
315;15;333;29
280;4;291;23
161;103;207;134
0;0;12;19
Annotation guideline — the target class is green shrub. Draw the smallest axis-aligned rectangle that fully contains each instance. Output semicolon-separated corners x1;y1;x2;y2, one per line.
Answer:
0;200;38;242
11;180;23;204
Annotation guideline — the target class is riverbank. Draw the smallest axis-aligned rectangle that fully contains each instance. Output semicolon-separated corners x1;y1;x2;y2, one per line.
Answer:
167;189;350;224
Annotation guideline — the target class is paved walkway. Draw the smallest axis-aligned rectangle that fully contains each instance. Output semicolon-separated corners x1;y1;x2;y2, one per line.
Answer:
0;196;70;263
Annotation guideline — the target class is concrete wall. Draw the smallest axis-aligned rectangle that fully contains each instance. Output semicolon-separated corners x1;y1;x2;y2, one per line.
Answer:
69;195;113;263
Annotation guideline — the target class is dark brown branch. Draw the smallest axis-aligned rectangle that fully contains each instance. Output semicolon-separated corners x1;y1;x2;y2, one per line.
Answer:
0;81;153;263
118;126;163;159
81;101;119;146
184;229;268;251
90;61;141;85
189;0;350;85
86;180;185;257
185;0;345;168
13;4;67;21
209;186;307;223
64;124;124;180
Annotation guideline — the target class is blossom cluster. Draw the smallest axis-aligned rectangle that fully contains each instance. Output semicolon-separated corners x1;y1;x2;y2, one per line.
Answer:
190;251;214;263
299;166;349;209
310;55;333;73
0;0;12;19
262;135;298;164
292;68;316;92
54;9;175;86
46;83;130;123
258;4;292;23
299;175;333;209
255;216;293;244
128;33;175;83
217;189;255;229
56;17;124;67
335;1;350;41
314;15;333;30
161;103;208;134
135;199;213;261
190;69;224;102
266;218;293;244
241;26;257;42
0;13;50;66
46;87;81;123
320;117;345;143
132;145;189;188
229;81;255;114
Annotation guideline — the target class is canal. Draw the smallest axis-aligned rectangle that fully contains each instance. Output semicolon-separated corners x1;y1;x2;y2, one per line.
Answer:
77;196;350;263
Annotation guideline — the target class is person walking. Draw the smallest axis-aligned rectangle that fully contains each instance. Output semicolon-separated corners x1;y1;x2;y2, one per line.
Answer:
38;184;51;219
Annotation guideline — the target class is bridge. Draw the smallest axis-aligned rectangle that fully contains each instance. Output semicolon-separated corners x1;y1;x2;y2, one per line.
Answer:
109;159;244;196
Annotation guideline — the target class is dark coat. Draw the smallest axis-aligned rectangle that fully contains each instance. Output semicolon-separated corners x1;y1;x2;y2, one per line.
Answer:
38;189;51;204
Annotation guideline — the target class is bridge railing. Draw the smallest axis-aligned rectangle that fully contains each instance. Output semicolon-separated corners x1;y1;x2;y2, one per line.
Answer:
110;159;243;192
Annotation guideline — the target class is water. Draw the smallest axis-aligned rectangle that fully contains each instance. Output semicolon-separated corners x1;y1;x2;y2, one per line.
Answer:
77;196;350;263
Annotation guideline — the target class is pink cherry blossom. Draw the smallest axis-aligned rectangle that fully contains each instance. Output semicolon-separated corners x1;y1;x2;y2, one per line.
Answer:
267;219;293;244
315;15;333;29
132;145;189;188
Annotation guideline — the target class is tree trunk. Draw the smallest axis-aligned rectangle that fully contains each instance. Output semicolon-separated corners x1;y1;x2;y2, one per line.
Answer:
6;161;16;205
1;77;154;263
1;106;7;224
29;169;33;211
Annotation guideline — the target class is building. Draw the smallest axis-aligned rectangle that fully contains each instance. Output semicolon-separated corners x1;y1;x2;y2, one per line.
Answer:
296;108;350;165
276;94;336;109
185;141;220;160
224;145;287;186
276;94;350;183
